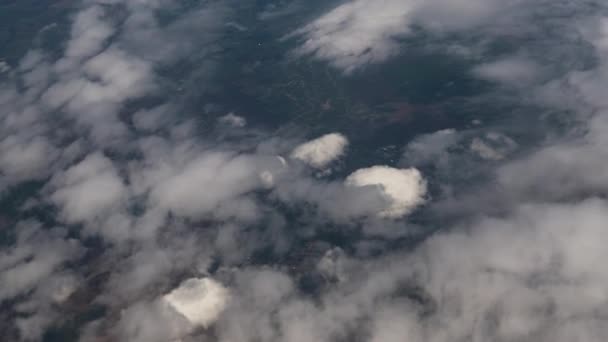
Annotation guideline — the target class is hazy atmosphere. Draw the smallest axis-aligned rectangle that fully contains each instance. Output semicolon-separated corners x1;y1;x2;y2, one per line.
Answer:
1;0;608;341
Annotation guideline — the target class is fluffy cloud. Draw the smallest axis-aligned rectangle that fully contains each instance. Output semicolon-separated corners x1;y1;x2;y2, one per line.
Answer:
163;277;230;328
292;0;518;72
4;0;608;341
115;300;192;342
345;166;427;218
147;152;282;221
63;5;114;61
218;112;247;128
50;153;127;224
290;133;349;169
0;136;58;183
292;0;417;73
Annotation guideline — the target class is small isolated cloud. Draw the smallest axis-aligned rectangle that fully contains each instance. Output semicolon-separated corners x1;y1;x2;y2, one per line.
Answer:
345;166;427;218
218;112;247;128
290;133;349;169
473;56;541;85
0;60;10;73
162;277;230;329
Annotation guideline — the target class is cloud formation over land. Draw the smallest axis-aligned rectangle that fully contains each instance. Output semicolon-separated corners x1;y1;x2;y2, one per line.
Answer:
345;166;427;218
3;0;608;341
290;133;349;169
292;0;520;72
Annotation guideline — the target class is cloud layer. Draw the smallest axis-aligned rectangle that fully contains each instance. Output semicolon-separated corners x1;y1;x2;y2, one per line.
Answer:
2;0;608;341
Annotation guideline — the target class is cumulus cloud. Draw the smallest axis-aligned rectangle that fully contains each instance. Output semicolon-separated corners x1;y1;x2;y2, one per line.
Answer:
147;152;282;221
4;0;608;341
292;0;417;73
163;277;230;329
50;153;127;224
345;166;427;218
292;0;518;72
0;136;58;183
63;5;114;61
290;133;349;169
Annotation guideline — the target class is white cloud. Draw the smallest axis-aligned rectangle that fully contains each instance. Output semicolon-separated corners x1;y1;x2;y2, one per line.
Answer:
64;5;114;61
292;0;517;72
291;133;349;169
4;1;608;340
345;166;427;218
473;56;541;84
116;300;192;342
0;227;81;302
369;305;422;342
148;152;265;220
0;136;58;182
50;153;126;224
0;222;83;340
292;0;417;73
218;112;247;128
163;277;230;328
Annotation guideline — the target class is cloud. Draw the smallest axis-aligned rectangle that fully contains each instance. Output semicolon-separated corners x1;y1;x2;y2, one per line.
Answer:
0;135;58;183
204;199;608;342
4;0;608;340
291;0;518;72
115;299;192;342
0;223;83;302
218;112;247;128
402;128;459;166
473;56;541;85
63;5;114;61
345;166;427;218
0;60;10;73
163;277;230;329
50;153;127;225
470;132;517;161
0;221;83;340
258;1;303;20
147;151;281;221
292;0;417;73
290;133;349;169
